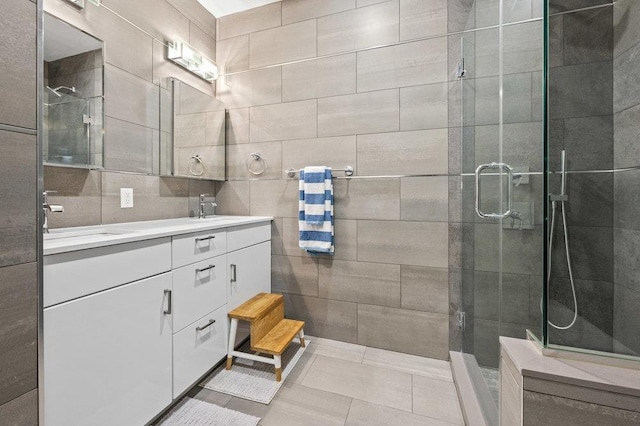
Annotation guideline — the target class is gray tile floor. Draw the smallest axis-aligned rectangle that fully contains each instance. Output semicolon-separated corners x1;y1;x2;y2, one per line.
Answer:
188;337;464;426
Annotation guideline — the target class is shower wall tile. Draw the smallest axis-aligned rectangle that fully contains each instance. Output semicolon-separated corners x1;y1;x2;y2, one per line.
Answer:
250;100;317;142
104;65;159;129
249;20;317;69
272;255;319;297
563;115;613;171
317;0;399;56
614;40;640;114
614;105;640;169
563;173;613;228
282;294;358;343
550;61;613;119
0;262;37;407
215;35;250;74
318;259;401;307
399;0;447;41
563;6;613;66
227;141;282;180
357;38;448;92
249;179;299;218
0;0;36;129
0;131;37;267
400;176;448;222
357;129;448;176
474;224;543;276
357;220;448;267
0;389;37;426
614;0;640;59
357;304;449;359
400;265;449;314
282;54;356;102
549;0;612;14
281;218;358;261
334;178;400;220
216;67;282;110
215;180;250;216
549;15;564;68
447;0;475;33
104;117;157;174
551;225;613;282
282;0;356;25
613;284;640;355
474;122;542;172
281;136;357;178
217;2;281;40
475;74;534;126
44;167;102;229
318;90;400;137
503;21;543;75
226;108;250;145
473;319;500;368
615;170;640;231
614;227;640;292
400;83;449;131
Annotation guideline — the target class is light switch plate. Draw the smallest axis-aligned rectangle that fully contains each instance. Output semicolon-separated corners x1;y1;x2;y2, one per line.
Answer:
120;188;133;208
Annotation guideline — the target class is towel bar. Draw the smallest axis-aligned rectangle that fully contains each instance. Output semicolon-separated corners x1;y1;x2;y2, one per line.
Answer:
286;166;353;178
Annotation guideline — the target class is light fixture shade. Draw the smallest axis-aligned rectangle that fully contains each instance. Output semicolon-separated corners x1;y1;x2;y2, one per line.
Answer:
168;40;219;82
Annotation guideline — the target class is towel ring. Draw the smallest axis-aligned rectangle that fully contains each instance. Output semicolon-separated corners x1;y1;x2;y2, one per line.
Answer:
188;154;205;176
246;152;266;175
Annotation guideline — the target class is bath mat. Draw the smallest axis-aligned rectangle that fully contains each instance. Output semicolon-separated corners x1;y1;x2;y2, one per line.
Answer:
157;397;260;426
199;338;310;404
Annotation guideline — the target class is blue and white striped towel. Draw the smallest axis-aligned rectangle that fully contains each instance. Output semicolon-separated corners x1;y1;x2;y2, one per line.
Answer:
299;166;334;255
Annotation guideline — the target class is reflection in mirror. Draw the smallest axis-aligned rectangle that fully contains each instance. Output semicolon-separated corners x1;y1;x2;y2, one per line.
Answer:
43;13;104;169
160;78;226;181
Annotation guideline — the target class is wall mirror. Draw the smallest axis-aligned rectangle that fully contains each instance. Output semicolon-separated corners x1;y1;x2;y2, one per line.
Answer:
43;13;104;169
160;77;226;181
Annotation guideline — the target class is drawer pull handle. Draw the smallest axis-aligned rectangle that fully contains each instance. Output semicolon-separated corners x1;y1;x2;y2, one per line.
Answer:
164;289;172;315
230;264;237;283
196;264;216;273
195;235;216;242
196;319;216;331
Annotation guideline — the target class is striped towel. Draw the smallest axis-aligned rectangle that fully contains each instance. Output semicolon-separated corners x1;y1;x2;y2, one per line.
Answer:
299;166;334;255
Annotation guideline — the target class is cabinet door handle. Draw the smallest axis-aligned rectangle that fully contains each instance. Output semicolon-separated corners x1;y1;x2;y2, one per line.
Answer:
196;319;216;331
195;235;216;242
230;264;237;283
196;264;216;273
164;289;172;315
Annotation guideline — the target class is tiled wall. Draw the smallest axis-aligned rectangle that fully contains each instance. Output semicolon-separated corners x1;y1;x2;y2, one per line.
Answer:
214;0;471;360
43;0;218;227
613;0;640;356
0;0;39;423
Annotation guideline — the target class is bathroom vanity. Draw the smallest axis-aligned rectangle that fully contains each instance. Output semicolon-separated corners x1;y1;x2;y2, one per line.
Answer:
42;216;271;426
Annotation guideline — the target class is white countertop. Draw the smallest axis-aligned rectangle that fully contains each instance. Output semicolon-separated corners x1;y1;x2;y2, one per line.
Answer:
43;216;273;255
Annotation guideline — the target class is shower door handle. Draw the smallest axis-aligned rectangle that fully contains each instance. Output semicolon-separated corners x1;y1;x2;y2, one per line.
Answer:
475;162;514;220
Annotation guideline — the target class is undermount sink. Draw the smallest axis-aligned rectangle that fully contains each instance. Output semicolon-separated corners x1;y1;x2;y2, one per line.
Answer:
43;229;130;241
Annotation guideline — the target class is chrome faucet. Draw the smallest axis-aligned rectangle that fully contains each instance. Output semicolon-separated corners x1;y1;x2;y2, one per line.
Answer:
198;193;217;219
43;191;64;233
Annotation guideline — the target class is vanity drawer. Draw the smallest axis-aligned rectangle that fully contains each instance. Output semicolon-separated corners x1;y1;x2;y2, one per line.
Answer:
172;255;227;332
44;237;172;307
227;223;271;253
172;229;226;268
173;306;227;398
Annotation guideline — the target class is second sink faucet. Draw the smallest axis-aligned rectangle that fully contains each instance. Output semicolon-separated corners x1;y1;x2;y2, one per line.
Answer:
43;191;64;233
199;193;217;219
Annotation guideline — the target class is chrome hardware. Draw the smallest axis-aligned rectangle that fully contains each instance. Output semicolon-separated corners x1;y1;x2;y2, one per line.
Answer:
230;264;237;283
196;264;216;273
43;190;65;233
286;166;354;178
164;289;172;315
456;311;466;331
474;162;514;220
196;319;216;332
195;235;216;242
198;193;217;218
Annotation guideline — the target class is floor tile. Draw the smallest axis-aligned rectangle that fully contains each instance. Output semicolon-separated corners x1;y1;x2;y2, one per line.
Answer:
260;383;352;426
363;347;453;382
286;352;317;384
345;399;457;426
301;355;413;412
225;396;270;419
188;387;232;407
412;375;464;425
305;335;367;363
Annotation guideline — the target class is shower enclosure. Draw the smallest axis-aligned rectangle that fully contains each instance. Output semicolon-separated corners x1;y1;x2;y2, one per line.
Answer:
454;0;640;423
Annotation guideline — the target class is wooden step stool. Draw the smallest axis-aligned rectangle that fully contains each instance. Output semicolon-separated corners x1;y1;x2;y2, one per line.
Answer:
226;293;305;381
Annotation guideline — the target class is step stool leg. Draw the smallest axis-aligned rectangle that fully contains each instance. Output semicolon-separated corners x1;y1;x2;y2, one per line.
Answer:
226;318;238;370
274;355;282;382
299;328;306;347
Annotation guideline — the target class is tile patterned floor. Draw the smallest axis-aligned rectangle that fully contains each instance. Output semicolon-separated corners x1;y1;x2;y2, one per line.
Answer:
188;337;464;426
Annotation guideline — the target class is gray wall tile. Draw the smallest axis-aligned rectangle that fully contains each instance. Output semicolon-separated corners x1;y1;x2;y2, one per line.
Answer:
400;265;449;314
227;141;282;180
613;284;640;355
0;263;37;406
281;136;357;178
282;0;356;25
614;227;640;292
0;389;38;426
272;255;319;296
167;0;217;39
319;259;401;307
215;180;250;215
282;54;357;102
226;108;250;145
357;129;448;176
614;0;640;58
400;83;449;131
358;220;449;267
357;38;448;92
400;0;447;40
280;218;358;261
217;2;281;40
563;7;612;66
551;61;613;119
250;100;317;142
0;131;37;267
249;20;317;69
614;105;640;169
44;167;102;229
189;21;216;63
104;117;158;174
334;178;400;220
318;90;400;137
282;294;358;343
357;304;449;359
615;169;640;231
104;64;159;129
249;179;299;218
317;1;399;56
357;0;393;7
400;176;448;221
217;67;282;109
215;35;250;74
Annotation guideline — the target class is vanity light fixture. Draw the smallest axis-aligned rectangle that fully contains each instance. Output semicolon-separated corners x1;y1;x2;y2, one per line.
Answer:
167;39;219;82
64;0;85;8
